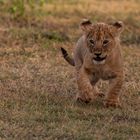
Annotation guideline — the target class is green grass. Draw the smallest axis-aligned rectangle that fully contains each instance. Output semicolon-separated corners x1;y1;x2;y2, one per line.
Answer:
0;0;140;139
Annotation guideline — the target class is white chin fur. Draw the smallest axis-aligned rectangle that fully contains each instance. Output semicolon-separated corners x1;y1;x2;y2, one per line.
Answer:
93;59;105;65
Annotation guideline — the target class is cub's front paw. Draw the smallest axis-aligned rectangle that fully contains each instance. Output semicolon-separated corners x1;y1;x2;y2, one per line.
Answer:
76;92;95;104
76;96;91;104
104;99;121;108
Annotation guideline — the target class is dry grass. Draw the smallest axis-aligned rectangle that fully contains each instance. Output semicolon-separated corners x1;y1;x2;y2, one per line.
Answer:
0;0;140;139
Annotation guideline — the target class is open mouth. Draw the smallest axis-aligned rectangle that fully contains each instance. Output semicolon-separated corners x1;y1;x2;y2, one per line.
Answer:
93;56;107;62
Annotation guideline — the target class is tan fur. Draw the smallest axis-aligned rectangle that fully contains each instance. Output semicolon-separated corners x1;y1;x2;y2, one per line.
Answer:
61;19;124;107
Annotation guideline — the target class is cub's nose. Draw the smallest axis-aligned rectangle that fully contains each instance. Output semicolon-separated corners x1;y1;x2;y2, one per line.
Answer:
94;52;102;57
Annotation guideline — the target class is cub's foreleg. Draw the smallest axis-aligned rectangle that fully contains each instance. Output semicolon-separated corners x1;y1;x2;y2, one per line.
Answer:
76;67;98;103
104;73;123;107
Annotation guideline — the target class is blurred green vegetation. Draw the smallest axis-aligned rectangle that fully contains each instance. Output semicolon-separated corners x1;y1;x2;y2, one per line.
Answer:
10;0;46;17
0;0;140;45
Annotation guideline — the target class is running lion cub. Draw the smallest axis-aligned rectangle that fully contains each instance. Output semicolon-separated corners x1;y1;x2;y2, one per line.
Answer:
61;19;124;107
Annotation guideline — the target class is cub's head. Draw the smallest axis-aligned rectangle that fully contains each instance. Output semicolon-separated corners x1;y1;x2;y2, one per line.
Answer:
80;19;124;65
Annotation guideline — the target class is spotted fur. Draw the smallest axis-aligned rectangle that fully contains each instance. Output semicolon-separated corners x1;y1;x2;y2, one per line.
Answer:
61;19;124;108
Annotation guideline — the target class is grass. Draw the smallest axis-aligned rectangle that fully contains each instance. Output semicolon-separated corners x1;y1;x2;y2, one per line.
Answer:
0;0;140;139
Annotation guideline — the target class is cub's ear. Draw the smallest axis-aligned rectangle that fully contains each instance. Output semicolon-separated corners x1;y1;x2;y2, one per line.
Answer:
111;21;124;36
80;19;92;32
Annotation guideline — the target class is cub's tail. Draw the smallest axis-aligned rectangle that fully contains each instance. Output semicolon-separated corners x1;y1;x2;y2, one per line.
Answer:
61;47;75;66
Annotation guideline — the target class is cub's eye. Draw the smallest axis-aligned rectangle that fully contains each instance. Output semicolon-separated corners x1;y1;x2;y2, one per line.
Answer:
89;39;95;45
103;40;109;46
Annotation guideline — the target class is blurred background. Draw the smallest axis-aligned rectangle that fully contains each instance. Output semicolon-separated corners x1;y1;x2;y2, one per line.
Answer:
0;0;139;139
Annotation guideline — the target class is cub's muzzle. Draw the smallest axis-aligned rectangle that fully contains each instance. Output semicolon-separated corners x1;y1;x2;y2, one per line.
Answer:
93;55;107;62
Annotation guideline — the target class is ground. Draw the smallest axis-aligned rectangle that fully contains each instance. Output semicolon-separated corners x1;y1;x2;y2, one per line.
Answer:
0;0;140;139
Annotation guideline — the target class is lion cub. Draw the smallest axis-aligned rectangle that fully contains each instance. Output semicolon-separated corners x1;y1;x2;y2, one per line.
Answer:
61;19;124;107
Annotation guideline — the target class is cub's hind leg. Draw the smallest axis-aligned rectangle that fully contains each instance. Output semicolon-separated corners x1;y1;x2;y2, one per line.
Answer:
90;76;104;98
94;86;105;98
